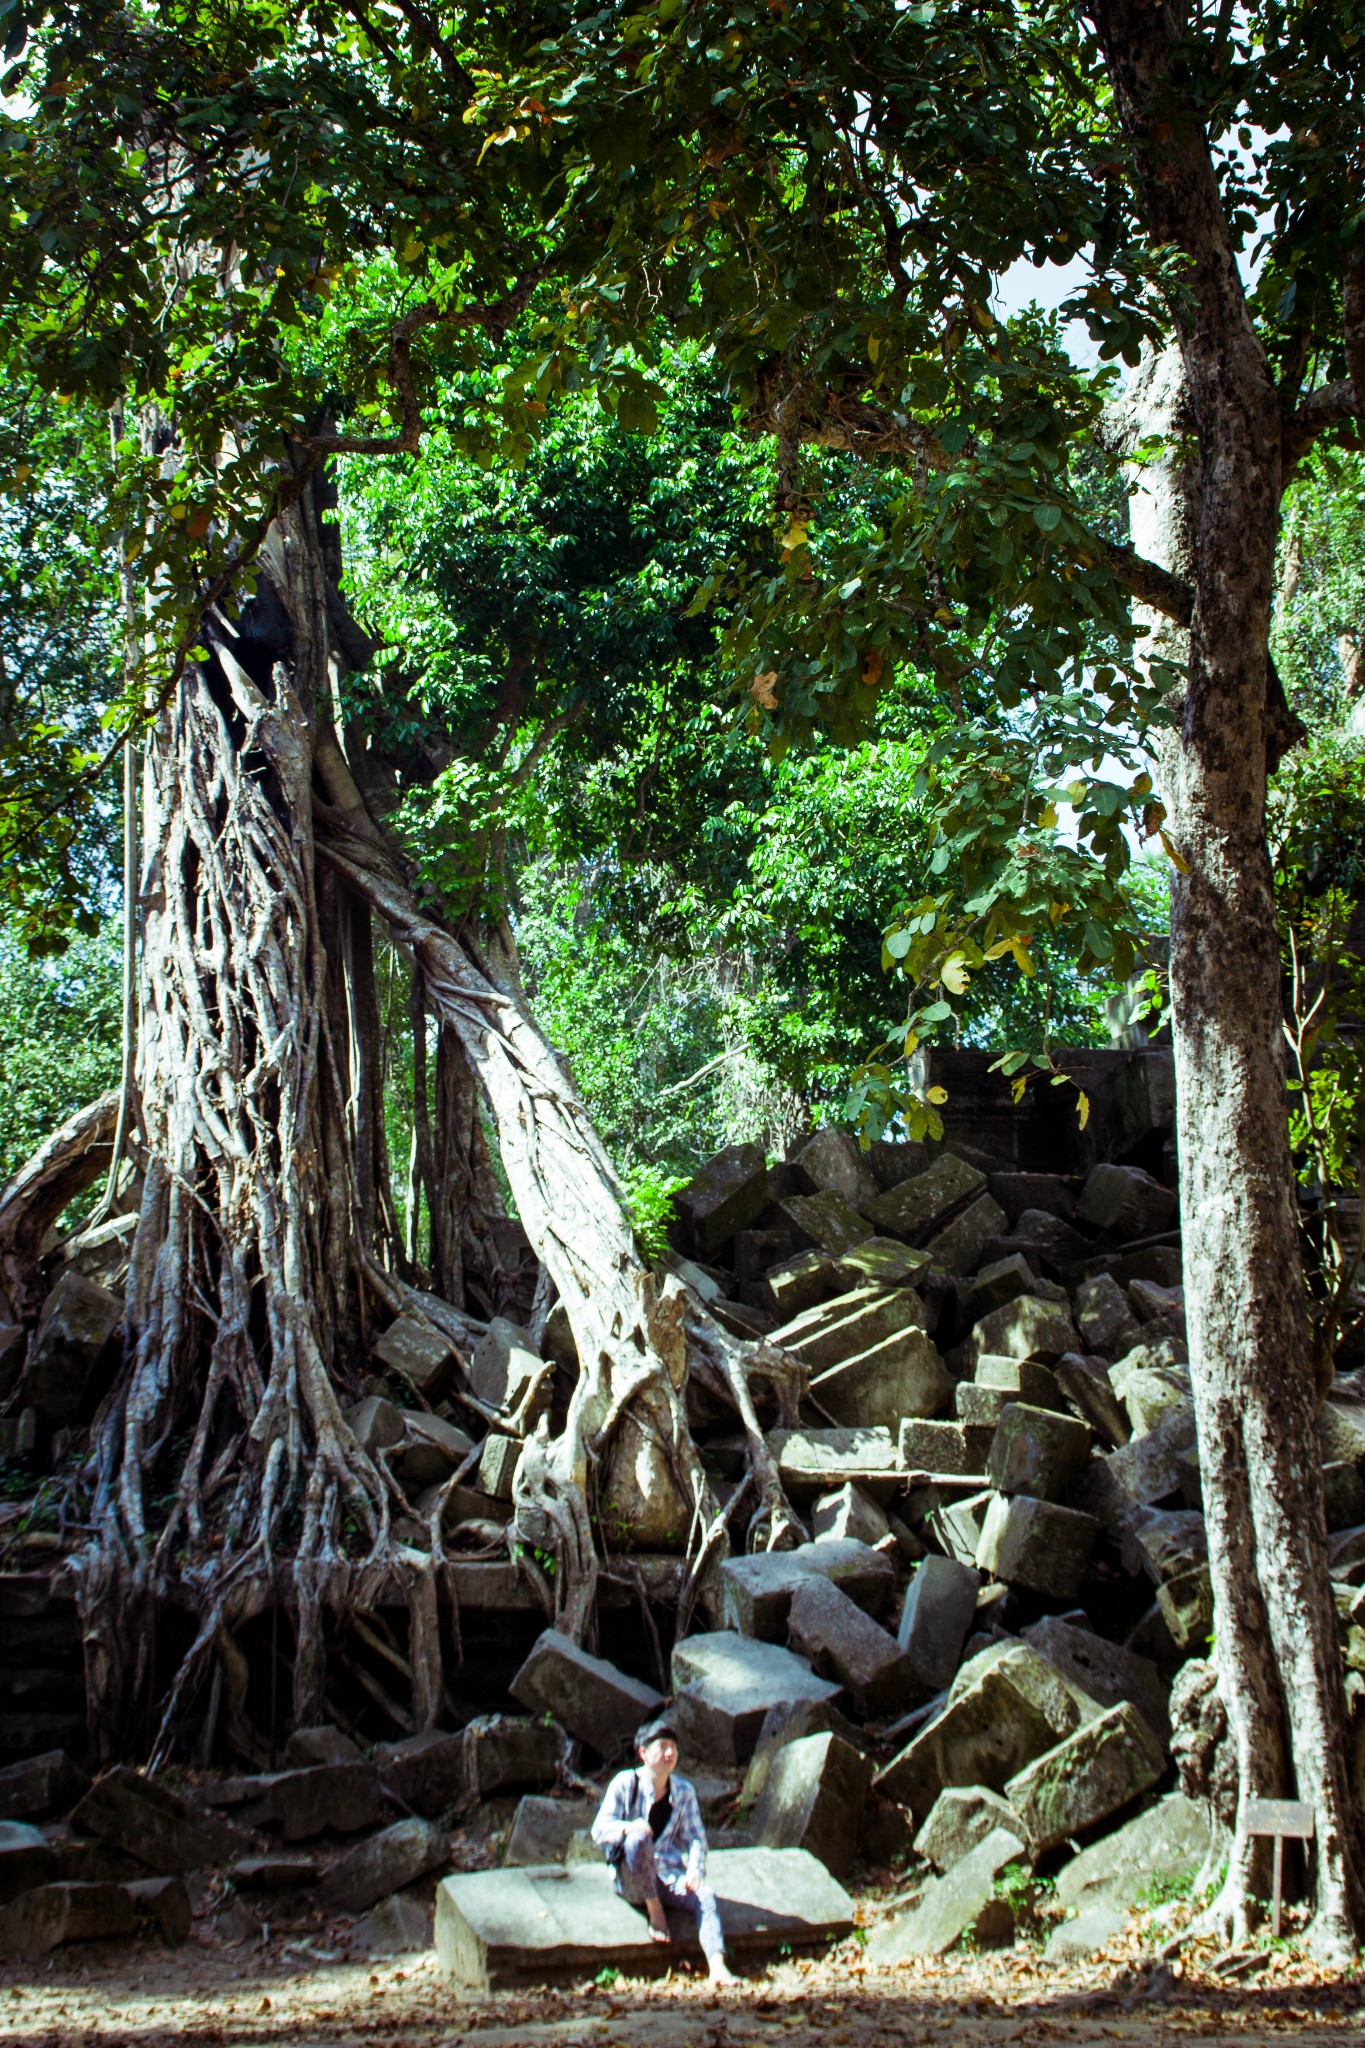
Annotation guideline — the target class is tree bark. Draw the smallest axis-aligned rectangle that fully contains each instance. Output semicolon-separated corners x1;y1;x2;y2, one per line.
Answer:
407;965;433;1270
1093;0;1365;1950
342;890;404;1276
313;783;713;1636
429;1018;508;1319
78;479;410;1755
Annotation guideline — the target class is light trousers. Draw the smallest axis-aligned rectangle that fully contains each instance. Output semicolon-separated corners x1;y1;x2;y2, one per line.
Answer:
614;1829;726;1963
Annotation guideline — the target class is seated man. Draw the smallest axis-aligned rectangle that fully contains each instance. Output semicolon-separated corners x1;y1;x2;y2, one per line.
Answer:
591;1714;739;1987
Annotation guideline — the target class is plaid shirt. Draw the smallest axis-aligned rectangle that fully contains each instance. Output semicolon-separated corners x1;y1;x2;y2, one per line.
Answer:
592;1766;708;1884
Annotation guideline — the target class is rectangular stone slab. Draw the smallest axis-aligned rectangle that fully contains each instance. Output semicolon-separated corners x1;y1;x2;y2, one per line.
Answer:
767;1426;901;1497
774;1190;873;1256
718;1538;893;1639
0;1750;89;1822
767;1251;840;1315
811;1327;951;1431
1020;1615;1171;1747
925;1195;1009;1277
866;1825;1024;1963
751;1732;872;1879
1004;1701;1166;1853
71;1767;251;1872
672;1631;841;1764
775;1288;925;1370
874;1667;1056;1821
677;1143;770;1253
434;1846;854;1989
863;1153;984;1242
510;1627;663;1755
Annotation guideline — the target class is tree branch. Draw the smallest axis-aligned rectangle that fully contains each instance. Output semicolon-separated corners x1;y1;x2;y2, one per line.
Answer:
1283;379;1362;469
0;1093;118;1324
337;0;474;106
1103;540;1194;625
1087;0;1278;467
508;702;586;790
753;371;1198;625
1266;650;1307;773
387;0;476;104
297;261;554;459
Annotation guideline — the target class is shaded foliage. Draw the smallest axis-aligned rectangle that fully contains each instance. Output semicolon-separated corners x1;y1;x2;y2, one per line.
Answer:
0;925;121;1180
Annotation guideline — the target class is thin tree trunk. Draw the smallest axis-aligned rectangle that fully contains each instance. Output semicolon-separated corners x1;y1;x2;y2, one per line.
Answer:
407;966;433;1270
348;895;407;1276
429;1020;506;1319
1095;0;1365;1949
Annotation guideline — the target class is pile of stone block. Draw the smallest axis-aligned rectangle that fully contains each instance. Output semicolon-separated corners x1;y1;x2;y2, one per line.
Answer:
639;1122;1365;1958
8;1103;1365;1978
0;1752;226;1957
0;1706;573;1959
2;1284;564;1564
0;1689;860;1978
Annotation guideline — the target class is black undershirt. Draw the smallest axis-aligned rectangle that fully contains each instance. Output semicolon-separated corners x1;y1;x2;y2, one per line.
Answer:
648;1788;672;1839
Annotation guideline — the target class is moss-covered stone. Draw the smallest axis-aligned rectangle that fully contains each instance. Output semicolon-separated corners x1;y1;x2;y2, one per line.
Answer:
1005;1702;1165;1853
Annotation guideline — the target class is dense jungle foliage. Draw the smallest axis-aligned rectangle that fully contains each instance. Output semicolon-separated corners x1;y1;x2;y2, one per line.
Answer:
5;376;1365;1206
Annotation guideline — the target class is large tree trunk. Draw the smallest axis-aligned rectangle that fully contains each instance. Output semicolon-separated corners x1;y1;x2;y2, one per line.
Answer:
1095;0;1365;1951
1158;392;1362;1947
80;484;400;1755
24;459;802;1755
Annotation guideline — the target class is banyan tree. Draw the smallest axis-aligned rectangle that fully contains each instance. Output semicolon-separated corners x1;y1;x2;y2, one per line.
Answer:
0;2;801;1759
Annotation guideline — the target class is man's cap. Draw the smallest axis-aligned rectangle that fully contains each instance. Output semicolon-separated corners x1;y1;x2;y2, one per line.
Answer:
635;1714;679;1749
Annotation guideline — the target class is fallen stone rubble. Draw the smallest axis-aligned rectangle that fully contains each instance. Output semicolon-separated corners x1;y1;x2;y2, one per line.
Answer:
0;1713;562;1960
646;1121;1365;1958
4;1108;1365;1974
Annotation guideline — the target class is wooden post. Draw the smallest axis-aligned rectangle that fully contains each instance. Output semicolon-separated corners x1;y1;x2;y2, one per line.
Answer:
1272;1833;1285;1937
1246;1797;1315;1937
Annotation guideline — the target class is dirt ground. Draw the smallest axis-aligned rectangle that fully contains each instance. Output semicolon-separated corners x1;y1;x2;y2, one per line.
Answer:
3;1902;1363;2048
